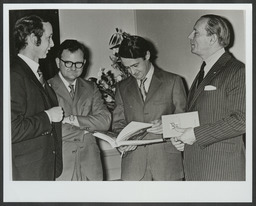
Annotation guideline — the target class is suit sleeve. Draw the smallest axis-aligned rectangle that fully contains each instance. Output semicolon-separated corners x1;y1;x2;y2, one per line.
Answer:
11;71;52;143
172;75;187;114
194;67;245;148
76;83;111;131
112;84;127;133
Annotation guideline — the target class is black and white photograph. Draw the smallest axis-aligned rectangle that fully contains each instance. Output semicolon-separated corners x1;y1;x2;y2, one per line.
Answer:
3;2;253;203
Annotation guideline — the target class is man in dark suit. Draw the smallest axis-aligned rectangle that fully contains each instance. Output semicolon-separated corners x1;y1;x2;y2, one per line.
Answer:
173;14;245;180
48;39;111;181
11;15;64;180
112;35;187;181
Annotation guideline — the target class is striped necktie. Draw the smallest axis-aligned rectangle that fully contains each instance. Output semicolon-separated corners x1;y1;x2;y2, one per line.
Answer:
69;84;75;99
140;78;147;101
37;67;45;87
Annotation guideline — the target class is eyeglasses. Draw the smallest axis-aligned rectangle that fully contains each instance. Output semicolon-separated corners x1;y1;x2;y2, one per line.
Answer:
60;58;84;69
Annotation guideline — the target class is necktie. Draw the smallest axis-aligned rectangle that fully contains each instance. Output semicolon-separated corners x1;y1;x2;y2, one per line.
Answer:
69;84;75;99
197;61;206;88
37;67;45;87
139;78;147;101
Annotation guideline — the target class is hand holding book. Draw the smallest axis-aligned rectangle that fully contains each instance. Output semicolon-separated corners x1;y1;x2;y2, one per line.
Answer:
93;121;164;148
147;119;163;134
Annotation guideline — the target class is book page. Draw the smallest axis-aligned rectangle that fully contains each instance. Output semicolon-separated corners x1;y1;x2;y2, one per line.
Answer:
116;121;153;142
162;111;200;138
93;132;118;148
117;138;164;147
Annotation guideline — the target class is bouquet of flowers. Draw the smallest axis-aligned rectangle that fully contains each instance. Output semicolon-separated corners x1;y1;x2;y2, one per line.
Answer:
89;28;130;111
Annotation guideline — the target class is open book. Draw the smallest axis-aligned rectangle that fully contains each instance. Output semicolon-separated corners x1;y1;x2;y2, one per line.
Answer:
93;121;164;148
162;111;200;138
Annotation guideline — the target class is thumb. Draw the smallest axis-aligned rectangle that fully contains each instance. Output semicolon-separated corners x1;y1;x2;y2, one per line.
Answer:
174;126;185;133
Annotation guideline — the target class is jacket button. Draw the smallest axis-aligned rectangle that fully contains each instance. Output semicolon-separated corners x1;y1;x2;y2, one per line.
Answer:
53;151;56;154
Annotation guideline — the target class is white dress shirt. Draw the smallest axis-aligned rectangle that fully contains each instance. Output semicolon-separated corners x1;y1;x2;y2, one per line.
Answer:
136;63;154;93
203;48;225;77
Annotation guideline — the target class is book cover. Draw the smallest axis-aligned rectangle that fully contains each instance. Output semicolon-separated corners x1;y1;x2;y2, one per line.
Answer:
162;111;200;138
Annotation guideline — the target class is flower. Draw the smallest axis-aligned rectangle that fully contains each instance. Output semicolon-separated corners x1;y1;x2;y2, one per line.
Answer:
89;28;131;111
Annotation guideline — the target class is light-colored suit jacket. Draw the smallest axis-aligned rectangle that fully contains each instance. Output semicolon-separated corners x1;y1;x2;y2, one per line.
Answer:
112;66;187;180
184;52;245;181
48;75;111;180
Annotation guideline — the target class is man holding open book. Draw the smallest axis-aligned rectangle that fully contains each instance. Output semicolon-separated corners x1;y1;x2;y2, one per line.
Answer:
112;35;187;181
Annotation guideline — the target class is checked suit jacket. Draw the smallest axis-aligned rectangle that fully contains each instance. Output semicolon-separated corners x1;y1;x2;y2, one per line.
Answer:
11;56;62;180
112;66;187;181
184;52;246;181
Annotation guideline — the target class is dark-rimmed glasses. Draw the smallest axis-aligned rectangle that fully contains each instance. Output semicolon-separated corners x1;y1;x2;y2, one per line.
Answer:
60;58;84;70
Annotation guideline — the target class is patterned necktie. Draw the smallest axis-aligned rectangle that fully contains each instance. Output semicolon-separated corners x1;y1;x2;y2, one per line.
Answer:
37;67;45;87
197;61;206;88
69;84;75;99
140;78;147;101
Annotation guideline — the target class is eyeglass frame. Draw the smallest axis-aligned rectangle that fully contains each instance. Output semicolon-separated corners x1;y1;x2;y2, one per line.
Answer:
59;58;85;70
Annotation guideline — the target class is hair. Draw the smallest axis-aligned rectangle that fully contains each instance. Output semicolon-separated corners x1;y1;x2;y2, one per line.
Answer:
118;35;150;59
200;14;230;48
57;39;87;59
14;15;46;52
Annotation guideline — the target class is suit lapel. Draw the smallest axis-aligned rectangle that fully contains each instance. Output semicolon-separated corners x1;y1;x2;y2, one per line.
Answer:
145;67;162;103
51;75;74;106
187;72;200;108
126;77;144;104
188;52;231;110
74;78;91;104
17;57;54;108
125;67;162;104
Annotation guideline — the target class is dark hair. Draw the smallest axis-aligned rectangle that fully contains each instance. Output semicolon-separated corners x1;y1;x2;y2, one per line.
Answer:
200;14;230;48
57;39;87;60
14;15;45;52
118;35;150;59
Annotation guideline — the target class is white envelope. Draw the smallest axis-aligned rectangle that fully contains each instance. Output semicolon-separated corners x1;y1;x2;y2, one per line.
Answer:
204;85;216;91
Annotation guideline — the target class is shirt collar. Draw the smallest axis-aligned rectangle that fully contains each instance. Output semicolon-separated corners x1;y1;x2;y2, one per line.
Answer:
18;53;40;77
58;71;77;91
203;48;225;76
136;63;154;92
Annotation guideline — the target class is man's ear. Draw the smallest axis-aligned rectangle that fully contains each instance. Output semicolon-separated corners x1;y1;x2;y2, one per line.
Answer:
30;33;39;46
55;57;60;68
210;34;218;45
145;50;151;60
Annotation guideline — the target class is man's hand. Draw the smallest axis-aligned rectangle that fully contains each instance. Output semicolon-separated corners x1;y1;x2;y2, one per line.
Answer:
170;137;185;151
46;106;64;122
118;145;137;157
147;119;163;134
175;127;196;145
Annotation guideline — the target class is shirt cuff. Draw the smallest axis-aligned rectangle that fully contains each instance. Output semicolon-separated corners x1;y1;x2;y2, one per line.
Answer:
44;110;52;123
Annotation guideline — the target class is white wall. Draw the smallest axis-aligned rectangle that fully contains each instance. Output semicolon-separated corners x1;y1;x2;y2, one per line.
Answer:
59;10;136;78
59;9;245;87
136;10;245;87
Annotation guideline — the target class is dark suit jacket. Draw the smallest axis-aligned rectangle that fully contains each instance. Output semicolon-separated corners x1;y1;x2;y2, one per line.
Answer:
184;52;245;180
112;66;187;180
11;56;62;180
48;75;111;180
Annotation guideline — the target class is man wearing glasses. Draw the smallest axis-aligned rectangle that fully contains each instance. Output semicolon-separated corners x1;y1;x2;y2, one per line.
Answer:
48;39;111;181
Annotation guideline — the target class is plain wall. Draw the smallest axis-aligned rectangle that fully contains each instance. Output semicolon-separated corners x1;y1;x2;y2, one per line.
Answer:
136;10;245;87
59;10;245;87
59;10;136;78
